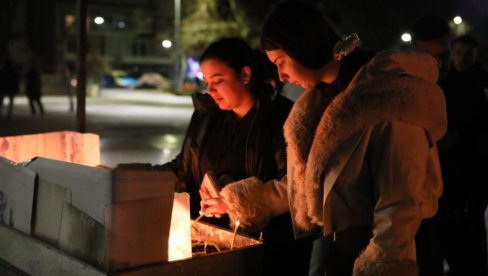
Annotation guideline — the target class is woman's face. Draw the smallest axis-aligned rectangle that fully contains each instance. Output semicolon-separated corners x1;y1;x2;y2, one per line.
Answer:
266;49;320;89
201;59;252;111
451;42;477;72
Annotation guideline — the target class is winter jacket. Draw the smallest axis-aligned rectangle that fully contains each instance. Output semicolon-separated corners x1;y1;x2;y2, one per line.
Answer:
156;91;293;221
220;50;447;275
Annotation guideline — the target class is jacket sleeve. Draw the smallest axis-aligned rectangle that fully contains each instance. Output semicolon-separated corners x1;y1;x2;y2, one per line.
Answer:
353;121;437;275
219;175;289;233
152;110;204;192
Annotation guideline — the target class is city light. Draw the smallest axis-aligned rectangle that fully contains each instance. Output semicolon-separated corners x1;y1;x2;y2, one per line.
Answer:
453;16;463;25
117;21;125;28
401;32;412;42
162;39;172;48
94;16;104;25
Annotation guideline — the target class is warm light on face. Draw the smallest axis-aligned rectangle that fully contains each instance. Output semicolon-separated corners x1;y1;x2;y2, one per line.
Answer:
200;59;250;113
266;49;319;89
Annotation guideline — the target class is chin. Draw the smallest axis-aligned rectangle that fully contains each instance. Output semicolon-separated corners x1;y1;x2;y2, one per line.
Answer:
218;104;231;111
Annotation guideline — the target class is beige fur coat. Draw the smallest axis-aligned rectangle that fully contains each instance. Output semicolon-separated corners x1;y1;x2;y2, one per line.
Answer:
221;50;447;275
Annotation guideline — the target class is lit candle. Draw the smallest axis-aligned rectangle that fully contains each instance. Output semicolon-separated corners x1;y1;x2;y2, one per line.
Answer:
193;213;204;225
230;219;240;250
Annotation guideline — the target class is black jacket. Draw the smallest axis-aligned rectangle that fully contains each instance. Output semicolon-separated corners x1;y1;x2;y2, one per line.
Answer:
156;91;293;222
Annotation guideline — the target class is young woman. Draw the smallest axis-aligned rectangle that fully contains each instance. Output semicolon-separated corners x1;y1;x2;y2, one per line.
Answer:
157;37;312;275
201;2;447;275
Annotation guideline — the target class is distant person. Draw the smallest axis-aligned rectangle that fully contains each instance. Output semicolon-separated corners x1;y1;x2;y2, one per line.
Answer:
153;37;313;275
450;34;488;78
58;63;75;112
443;33;488;276
411;16;451;80
412;17;488;276
201;2;447;275
0;57;19;121
25;56;45;116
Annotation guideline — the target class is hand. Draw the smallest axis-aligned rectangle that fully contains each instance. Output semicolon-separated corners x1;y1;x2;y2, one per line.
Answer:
200;197;228;218
199;186;211;200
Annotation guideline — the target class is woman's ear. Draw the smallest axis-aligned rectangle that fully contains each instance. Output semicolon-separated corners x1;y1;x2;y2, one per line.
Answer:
241;66;252;84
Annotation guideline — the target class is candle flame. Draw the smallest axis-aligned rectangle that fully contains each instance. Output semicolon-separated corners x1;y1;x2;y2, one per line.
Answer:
230;218;240;250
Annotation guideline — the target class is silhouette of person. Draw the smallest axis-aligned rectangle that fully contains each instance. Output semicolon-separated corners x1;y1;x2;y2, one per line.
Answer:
58;63;75;112
412;17;488;276
441;33;488;276
25;55;45;115
0;57;19;121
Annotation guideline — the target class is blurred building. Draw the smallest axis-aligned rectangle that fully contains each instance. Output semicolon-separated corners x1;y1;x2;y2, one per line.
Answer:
1;0;255;93
1;0;178;89
62;0;176;82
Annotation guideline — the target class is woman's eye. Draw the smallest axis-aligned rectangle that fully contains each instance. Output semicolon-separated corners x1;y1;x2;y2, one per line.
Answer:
212;80;223;86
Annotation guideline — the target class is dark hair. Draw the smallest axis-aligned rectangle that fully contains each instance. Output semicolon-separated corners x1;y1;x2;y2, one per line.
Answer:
411;16;450;41
451;34;479;48
200;37;273;98
260;0;340;69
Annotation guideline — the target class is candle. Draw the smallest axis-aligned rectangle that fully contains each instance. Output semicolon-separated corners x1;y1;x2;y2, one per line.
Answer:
230;219;240;250
193;213;204;225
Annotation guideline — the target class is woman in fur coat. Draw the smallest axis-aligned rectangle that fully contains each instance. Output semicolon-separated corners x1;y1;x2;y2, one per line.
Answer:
200;1;447;275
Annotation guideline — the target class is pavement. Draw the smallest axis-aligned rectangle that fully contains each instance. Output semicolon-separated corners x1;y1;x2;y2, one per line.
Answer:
0;88;194;167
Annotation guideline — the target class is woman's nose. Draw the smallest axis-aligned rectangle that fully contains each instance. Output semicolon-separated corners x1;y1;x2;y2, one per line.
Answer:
278;71;288;82
206;83;215;93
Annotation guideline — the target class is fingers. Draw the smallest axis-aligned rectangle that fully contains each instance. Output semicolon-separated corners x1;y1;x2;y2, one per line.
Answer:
199;186;211;200
200;198;227;218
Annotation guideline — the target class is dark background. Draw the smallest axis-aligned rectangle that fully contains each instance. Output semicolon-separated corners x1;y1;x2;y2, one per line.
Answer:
1;0;487;83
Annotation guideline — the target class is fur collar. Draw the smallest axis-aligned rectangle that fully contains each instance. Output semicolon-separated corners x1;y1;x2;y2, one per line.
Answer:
284;50;447;229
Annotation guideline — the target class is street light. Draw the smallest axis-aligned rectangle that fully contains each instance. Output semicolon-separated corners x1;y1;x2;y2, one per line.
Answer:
401;33;411;43
94;16;104;25
162;40;172;48
453;16;463;25
117;21;126;28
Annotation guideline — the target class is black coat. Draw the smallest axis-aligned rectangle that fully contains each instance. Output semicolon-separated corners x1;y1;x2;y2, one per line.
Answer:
156;91;293;224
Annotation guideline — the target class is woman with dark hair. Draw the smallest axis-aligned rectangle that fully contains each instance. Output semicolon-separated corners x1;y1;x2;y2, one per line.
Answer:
201;1;447;275
157;37;312;275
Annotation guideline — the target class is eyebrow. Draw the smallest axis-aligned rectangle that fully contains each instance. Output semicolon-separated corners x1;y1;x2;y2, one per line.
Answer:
272;56;282;64
208;73;223;78
203;73;223;82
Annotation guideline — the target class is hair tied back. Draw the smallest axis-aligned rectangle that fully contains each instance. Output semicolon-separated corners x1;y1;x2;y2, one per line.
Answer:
333;33;360;61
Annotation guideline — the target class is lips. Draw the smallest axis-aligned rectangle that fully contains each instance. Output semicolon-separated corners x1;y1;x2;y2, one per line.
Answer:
213;97;223;104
